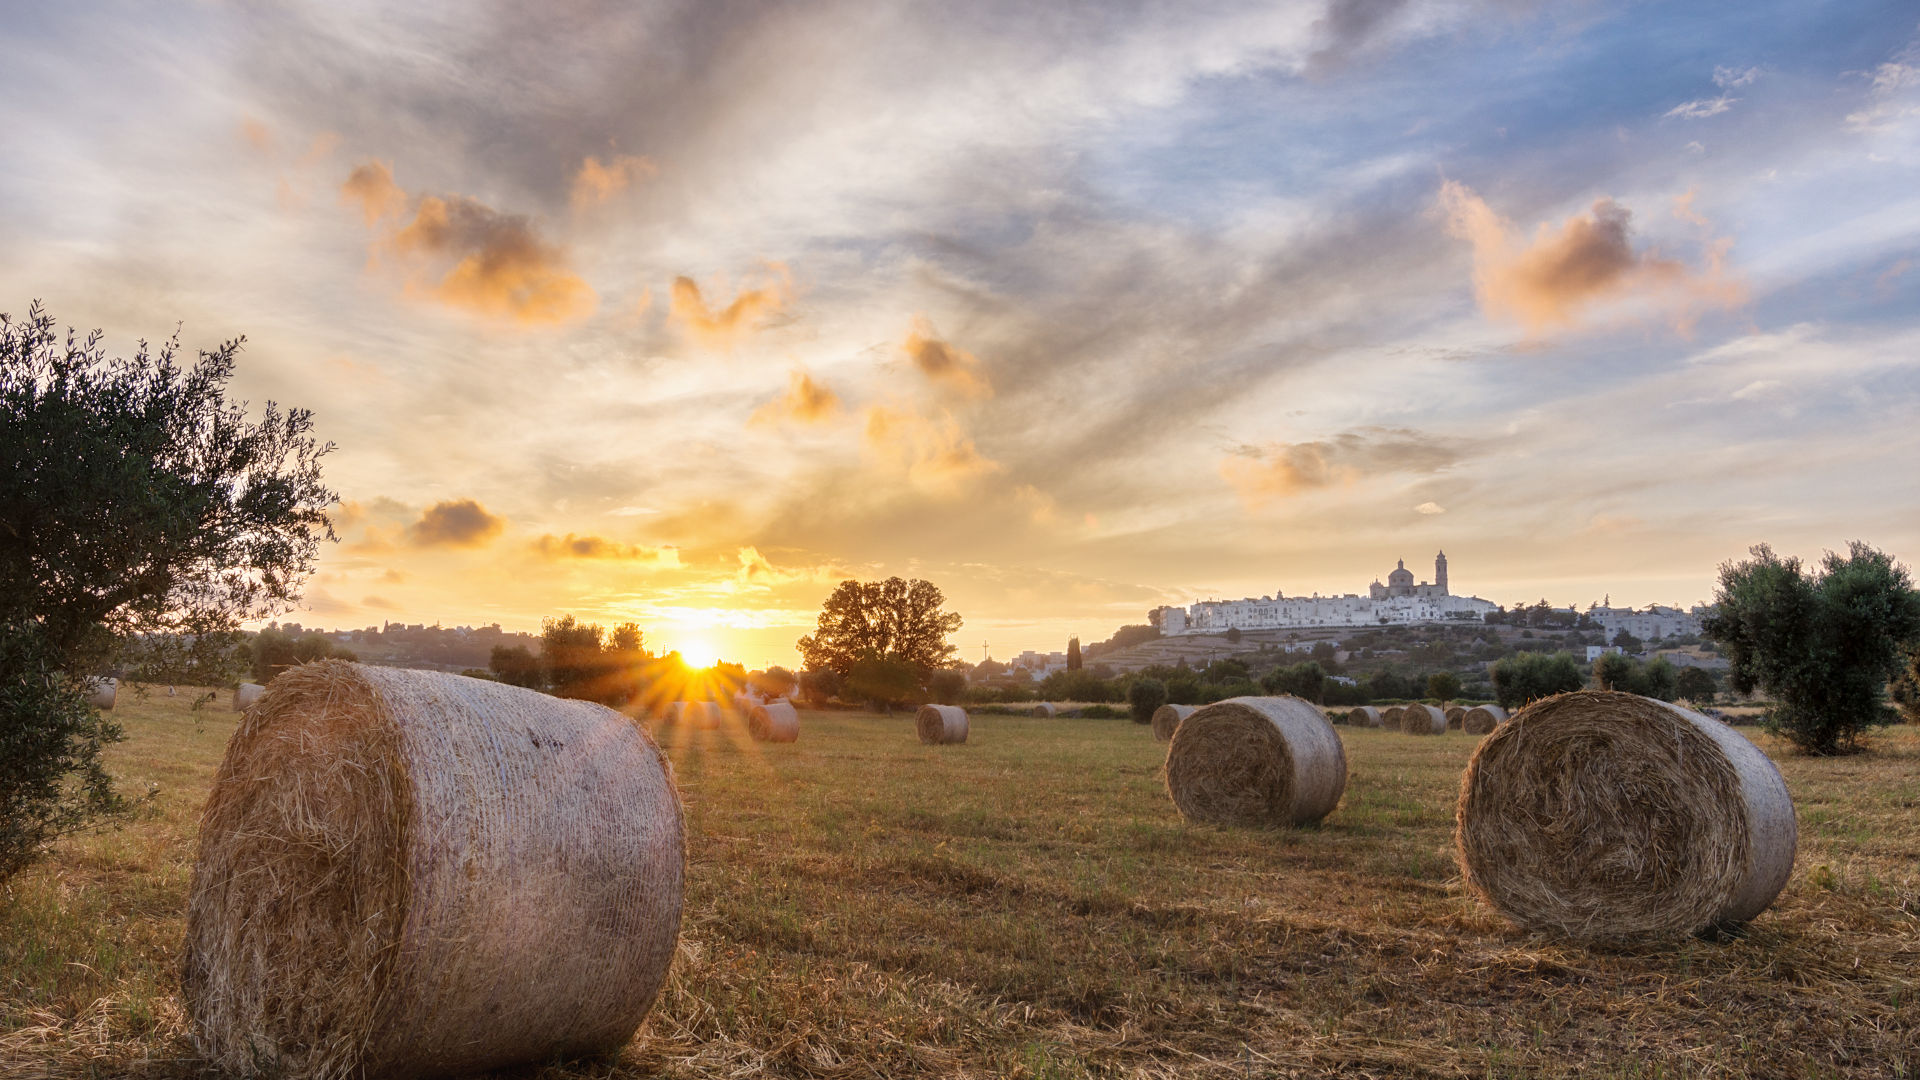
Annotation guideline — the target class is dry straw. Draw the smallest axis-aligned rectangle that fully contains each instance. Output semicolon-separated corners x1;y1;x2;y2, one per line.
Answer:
1347;706;1383;729
1031;702;1058;719
231;683;264;711
687;701;721;730
916;704;969;745
1455;690;1796;945
1381;705;1406;726
1445;706;1466;729
1164;696;1347;828
1400;703;1447;735
1151;703;1196;742
1462;704;1507;735
85;677;116;710
748;701;800;743
182;662;685;1080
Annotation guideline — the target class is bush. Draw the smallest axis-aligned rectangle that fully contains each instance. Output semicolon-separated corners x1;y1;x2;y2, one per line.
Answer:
928;668;967;705
1079;704;1123;719
1426;671;1462;702
1675;666;1717;708
1490;651;1585;711
1261;661;1326;702
1126;677;1166;724
1;621;128;882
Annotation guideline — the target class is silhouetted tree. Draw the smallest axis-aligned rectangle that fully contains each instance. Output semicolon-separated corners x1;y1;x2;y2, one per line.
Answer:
796;577;962;678
1127;677;1167;724
1066;637;1081;670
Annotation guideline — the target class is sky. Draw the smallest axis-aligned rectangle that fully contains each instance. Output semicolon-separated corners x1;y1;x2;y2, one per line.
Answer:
3;1;1918;669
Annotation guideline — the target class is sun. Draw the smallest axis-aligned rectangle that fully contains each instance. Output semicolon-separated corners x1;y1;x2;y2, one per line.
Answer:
676;637;719;669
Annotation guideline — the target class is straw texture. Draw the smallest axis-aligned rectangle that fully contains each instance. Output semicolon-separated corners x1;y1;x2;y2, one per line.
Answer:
231;682;264;710
1151;704;1196;742
1462;704;1507;735
916;704;969;745
1455;690;1796;945
86;677;116;710
1347;706;1382;729
1031;703;1058;718
687;701;721;730
748;701;800;743
1400;703;1447;735
1445;706;1466;730
1164;696;1347;828
183;662;686;1080
1381;705;1406;726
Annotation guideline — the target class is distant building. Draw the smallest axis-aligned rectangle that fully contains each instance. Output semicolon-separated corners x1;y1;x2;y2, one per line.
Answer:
1156;551;1497;635
1586;645;1624;662
1590;604;1703;642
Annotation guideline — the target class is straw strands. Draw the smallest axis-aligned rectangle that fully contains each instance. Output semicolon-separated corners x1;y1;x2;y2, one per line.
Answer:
182;662;685;1080
1164;696;1347;828
1462;704;1507;735
1445;706;1466;730
85;677;115;710
1347;706;1382;729
748;701;800;743
1455;690;1796;945
1031;703;1058;718
231;683;264;710
1381;705;1405;726
916;704;968;744
1151;703;1196;741
1400;704;1447;735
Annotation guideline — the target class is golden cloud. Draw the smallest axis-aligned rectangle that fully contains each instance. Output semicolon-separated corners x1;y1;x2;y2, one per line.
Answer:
571;153;657;209
1222;428;1462;505
668;266;793;347
386;194;597;325
751;368;840;426
340;160;407;225
239;116;275;155
902;316;991;398
532;533;682;567
864;403;1000;494
407;499;505;548
1438;180;1745;335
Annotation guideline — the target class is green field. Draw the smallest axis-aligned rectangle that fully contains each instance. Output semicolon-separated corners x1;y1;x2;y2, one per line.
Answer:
4;689;1918;1078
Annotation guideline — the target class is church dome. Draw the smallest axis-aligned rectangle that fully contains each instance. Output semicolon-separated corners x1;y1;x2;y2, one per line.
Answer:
1388;559;1414;586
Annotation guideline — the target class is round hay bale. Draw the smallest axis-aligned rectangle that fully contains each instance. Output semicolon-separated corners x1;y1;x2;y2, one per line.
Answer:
183;661;684;1080
689;701;721;730
748;701;800;743
1031;702;1058;719
86;676;117;710
1347;706;1382;729
1165;696;1347;828
1445;706;1466;730
1462;704;1507;735
232;682;265;711
916;704;969;744
1455;690;1796;945
1151;703;1196;742
662;701;687;727
1381;705;1405;726
1400;703;1447;735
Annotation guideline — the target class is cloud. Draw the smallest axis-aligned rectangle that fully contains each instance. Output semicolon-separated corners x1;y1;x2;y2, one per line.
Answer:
340;160;407;225
571;153;657;209
1437;180;1745;334
532;533;681;566
362;594;399;610
864;403;1001;494
1730;379;1782;400
1305;0;1409;77
1663;95;1739;120
379;568;407;584
902;316;991;398
407;499;505;547
1713;65;1760;89
1415;501;1446;515
668;266;793;347
751;368;840;426
239;116;275;155
1846;51;1920;132
383;192;597;324
1221;428;1464;503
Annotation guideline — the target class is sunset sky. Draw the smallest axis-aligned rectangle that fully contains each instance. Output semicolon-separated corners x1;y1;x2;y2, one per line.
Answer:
4;2;1918;668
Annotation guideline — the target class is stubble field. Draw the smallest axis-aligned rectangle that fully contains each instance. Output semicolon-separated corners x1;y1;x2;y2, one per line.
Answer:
3;687;1917;1078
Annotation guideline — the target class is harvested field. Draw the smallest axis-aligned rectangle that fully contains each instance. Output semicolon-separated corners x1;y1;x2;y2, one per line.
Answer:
5;688;1920;1078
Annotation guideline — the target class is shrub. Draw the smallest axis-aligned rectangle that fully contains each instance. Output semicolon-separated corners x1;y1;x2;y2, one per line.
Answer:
1;620;127;882
1126;677;1167;724
1491;651;1585;711
1079;704;1123;719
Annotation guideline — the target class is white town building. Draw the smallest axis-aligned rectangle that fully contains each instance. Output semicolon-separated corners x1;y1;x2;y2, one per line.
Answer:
1157;552;1498;635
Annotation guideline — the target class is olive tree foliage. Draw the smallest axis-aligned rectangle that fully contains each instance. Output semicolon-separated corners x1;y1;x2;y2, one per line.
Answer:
1703;542;1920;755
1;304;335;882
1489;651;1585;711
796;577;963;679
1126;677;1167;724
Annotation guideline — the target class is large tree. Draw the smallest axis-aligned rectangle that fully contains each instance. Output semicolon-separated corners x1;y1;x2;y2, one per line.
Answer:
1;303;334;881
1703;542;1920;755
796;577;962;678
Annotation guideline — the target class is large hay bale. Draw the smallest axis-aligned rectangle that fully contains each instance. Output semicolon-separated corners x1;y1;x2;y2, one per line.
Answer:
1445;706;1466;730
183;662;684;1080
1031;702;1058;718
1164;696;1347;828
916;704;968;744
1381;705;1406;726
748;701;800;743
1400;703;1447;735
86;676;116;710
1347;706;1383;729
232;682;265;711
1151;703;1196;741
1462;704;1507;735
1455;690;1795;945
663;701;687;727
688;701;721;730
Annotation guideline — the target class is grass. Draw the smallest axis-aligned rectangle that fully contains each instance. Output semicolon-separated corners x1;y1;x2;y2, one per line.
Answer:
4;688;1919;1078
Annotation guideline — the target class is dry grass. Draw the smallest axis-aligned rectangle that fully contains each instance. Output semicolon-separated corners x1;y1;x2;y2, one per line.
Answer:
5;686;1920;1078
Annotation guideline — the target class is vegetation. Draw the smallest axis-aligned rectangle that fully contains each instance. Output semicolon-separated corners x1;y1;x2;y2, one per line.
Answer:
1591;652;1678;700
1675;665;1718;708
244;625;354;684
0;303;333;883
1704;542;1920;755
1489;651;1585;711
1425;671;1462;703
1260;661;1326;703
1892;647;1920;725
1125;676;1166;724
1066;637;1081;670
796;578;963;679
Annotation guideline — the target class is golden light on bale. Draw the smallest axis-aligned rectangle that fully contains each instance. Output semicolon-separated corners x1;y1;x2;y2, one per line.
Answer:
1455;690;1796;946
1381;705;1405;726
1400;703;1447;735
1462;704;1507;735
86;676;116;710
1164;696;1347;828
689;701;722;730
231;682;265;711
182;662;685;1080
1348;706;1383;729
663;701;687;727
1151;703;1196;742
748;701;800;743
1031;702;1058;718
1445;706;1466;730
916;704;968;745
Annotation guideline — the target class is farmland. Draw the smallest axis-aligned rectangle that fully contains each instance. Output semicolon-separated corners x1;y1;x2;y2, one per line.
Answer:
4;688;1918;1078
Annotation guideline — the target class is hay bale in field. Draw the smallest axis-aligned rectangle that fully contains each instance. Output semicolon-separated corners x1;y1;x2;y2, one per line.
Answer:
1445;706;1466;730
663;701;687;726
86;677;116;710
1164;696;1347;828
1381;705;1405;726
1455;690;1795;945
1400;703;1447;735
1462;704;1507;735
231;682;265;711
183;661;684;1080
1151;703;1196;741
748;701;800;743
688;701;721;730
1347;706;1383;729
1031;702;1058;718
916;704;968;744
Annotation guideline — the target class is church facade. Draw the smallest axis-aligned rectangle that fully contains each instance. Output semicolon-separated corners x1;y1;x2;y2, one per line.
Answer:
1158;551;1497;634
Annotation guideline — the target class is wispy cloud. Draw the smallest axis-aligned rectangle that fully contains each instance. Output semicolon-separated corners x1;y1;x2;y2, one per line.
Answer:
570;153;656;210
669;266;794;347
1664;95;1739;120
902;316;992;398
408;499;505;548
532;533;681;566
1222;428;1465;504
751;368;840;426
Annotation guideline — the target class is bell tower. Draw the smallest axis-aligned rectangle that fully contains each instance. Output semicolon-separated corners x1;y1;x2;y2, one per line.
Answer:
1435;550;1448;594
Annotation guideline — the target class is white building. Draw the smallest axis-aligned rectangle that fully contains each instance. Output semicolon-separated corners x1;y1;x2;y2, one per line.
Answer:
1157;552;1497;635
1590;604;1703;642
